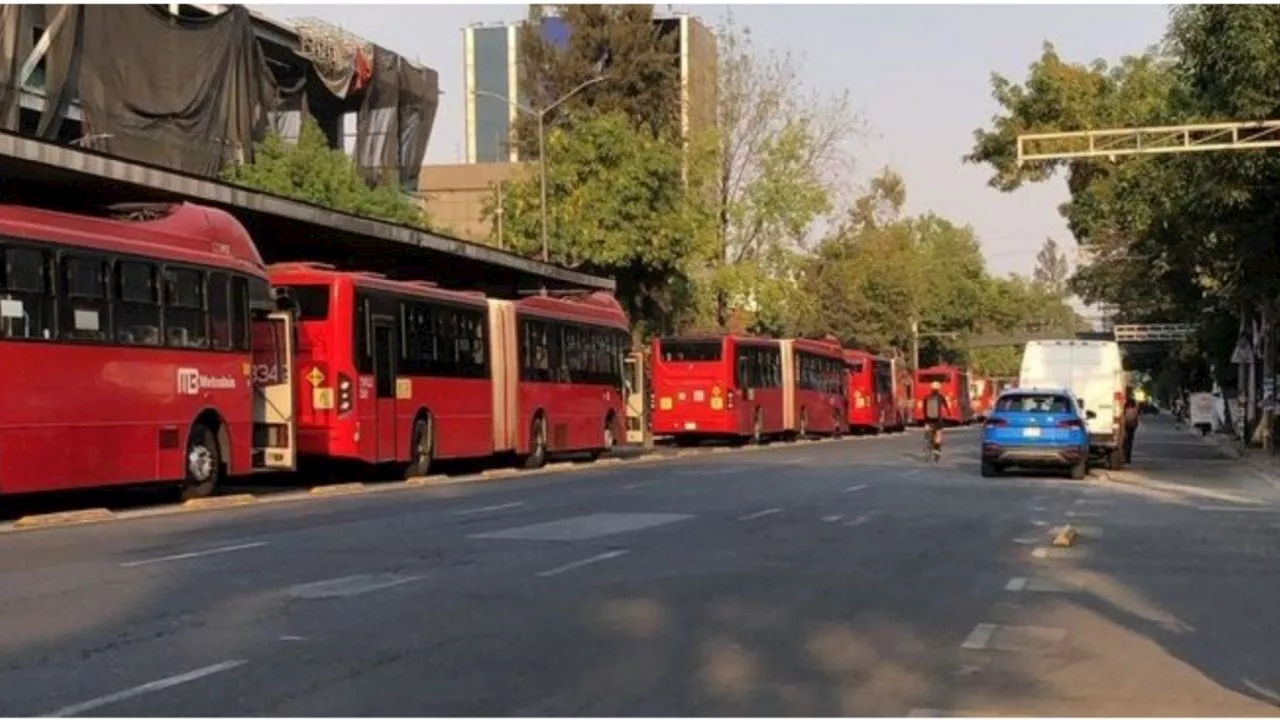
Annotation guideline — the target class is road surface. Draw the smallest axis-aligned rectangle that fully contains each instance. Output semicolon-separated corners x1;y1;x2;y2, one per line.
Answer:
2;416;1279;716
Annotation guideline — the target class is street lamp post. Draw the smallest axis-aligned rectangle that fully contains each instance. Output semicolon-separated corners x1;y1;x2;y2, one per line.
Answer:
474;75;607;264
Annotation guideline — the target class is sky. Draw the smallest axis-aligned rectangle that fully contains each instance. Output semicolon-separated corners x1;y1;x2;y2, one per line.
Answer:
253;2;1171;279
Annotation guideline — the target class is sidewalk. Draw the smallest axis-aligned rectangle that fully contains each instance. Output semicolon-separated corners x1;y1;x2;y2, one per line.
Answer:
1183;422;1280;492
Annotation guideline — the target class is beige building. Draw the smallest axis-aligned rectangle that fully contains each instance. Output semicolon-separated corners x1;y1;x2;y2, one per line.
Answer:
417;12;718;245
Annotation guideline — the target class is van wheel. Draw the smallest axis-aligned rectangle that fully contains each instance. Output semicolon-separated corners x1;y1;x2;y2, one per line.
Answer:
181;424;220;500
523;415;548;469
406;416;433;479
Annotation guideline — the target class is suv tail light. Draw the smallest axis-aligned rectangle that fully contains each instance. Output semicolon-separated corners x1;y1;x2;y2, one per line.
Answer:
1057;418;1084;429
984;418;1007;428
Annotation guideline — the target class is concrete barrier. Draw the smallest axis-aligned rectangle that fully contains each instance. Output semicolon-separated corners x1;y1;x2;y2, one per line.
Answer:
14;508;115;529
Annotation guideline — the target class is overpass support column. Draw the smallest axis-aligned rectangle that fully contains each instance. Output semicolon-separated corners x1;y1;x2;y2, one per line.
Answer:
1265;302;1275;453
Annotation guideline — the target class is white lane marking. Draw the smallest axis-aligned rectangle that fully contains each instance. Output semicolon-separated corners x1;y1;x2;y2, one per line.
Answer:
1196;505;1274;513
536;549;629;577
822;515;843;523
473;512;692;541
842;484;868;493
960;623;997;650
844;514;872;528
1065;510;1100;518
1005;577;1078;593
452;501;525;516
737;508;782;521
287;574;422;600
47;660;247;717
1030;519;1049;527
1005;577;1028;591
278;635;307;642
119;542;266;568
675;467;738;477
1029;505;1048;512
1012;537;1038;545
1031;547;1049;558
961;623;1066;652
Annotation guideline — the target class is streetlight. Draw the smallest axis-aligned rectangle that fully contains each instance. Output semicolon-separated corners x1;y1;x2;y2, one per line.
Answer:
474;74;608;263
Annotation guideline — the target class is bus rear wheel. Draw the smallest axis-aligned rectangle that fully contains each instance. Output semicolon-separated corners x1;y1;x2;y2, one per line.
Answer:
406;416;434;479
798;409;809;440
523;415;548;469
181;423;220;500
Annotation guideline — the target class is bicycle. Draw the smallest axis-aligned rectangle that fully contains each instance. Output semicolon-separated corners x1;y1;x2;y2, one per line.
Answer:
922;425;942;463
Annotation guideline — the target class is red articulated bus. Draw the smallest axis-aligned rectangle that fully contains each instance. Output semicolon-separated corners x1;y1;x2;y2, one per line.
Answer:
970;375;996;420
0;202;296;498
499;292;630;466
844;350;895;433
786;338;849;437
650;335;786;445
270;262;629;473
914;364;972;425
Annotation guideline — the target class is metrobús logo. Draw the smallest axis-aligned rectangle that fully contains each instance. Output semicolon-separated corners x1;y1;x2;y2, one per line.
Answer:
177;368;238;396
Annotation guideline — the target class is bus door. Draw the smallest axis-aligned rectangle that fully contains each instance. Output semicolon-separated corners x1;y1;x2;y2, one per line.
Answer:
624;352;647;445
252;310;297;471
371;318;398;462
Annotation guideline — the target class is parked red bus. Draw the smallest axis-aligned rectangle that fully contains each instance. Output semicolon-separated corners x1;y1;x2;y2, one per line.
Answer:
787;338;848;437
270;263;628;473
844;350;894;433
0;202;296;498
914;364;972;424
970;375;996;420
651;335;786;445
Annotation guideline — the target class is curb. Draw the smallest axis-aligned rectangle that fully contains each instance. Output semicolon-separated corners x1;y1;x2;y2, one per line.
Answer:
182;494;257;510
308;482;367;497
1052;524;1078;548
14;508;115;529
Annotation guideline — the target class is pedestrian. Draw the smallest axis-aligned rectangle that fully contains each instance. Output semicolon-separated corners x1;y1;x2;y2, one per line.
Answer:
1123;387;1140;463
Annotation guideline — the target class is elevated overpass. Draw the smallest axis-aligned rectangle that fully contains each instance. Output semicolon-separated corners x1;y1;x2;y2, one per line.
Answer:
0;130;613;297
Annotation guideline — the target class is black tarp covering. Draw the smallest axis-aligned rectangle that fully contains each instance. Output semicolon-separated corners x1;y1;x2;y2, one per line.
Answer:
354;46;437;190
78;4;274;176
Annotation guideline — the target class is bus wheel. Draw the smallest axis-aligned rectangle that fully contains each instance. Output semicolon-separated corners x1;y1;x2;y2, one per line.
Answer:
406;416;434;479
181;423;220;500
523;415;548;469
751;410;764;445
798;409;809;440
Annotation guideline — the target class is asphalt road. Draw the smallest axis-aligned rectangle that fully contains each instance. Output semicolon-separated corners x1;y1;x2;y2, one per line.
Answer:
3;416;1280;716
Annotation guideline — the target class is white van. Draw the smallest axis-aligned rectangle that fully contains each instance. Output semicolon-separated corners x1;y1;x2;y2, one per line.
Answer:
1019;339;1128;468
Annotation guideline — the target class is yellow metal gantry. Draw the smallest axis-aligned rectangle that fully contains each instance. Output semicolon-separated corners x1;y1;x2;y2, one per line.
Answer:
1016;121;1280;164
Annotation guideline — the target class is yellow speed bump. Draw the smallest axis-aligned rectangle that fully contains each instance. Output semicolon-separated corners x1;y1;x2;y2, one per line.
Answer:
1052;524;1078;548
14;508;115;529
182;494;257;510
308;482;366;497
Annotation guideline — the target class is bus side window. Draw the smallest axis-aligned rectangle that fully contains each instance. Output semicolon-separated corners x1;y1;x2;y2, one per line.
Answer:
58;254;110;343
114;260;161;346
230;276;250;352
0;245;55;341
163;267;208;349
208;273;231;350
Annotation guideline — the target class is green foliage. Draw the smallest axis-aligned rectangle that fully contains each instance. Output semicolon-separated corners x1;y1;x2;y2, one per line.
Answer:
484;111;716;338
223;118;431;230
513;4;681;158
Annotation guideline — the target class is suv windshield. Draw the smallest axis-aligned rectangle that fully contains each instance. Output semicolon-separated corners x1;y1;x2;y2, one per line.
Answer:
997;393;1074;414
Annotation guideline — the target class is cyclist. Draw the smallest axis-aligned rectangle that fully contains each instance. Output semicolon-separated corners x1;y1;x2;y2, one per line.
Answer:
923;380;949;458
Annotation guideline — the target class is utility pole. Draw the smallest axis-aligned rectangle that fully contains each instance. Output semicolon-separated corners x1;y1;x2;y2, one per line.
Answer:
910;317;920;373
473;74;608;264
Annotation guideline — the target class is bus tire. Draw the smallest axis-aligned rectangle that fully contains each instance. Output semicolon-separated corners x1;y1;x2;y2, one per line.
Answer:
181;422;220;500
798;408;809;440
591;412;618;461
750;409;764;445
406;415;434;479
523;414;548;470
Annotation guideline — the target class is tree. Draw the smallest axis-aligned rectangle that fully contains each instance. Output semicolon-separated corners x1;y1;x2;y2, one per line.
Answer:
223;118;430;230
484;111;716;338
705;15;863;329
1032;237;1071;297
512;4;681;157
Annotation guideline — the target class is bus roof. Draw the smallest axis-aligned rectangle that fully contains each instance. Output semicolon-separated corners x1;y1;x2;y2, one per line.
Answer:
0;201;267;276
793;337;845;357
267;262;489;308
518;293;629;331
657;334;781;347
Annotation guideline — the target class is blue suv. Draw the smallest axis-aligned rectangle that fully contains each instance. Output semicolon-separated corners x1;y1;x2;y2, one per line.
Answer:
980;387;1094;479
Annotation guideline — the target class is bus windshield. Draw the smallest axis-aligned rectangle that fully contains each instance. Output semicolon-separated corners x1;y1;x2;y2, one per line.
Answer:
660;339;722;362
279;284;330;321
921;373;951;384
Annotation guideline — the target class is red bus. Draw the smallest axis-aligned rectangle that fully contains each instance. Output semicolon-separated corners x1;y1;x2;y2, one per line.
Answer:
970;375;996;420
787;338;848;437
914;364;972;424
0;202;296;498
651;335;786;445
270;263;628;473
844;349;894;433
